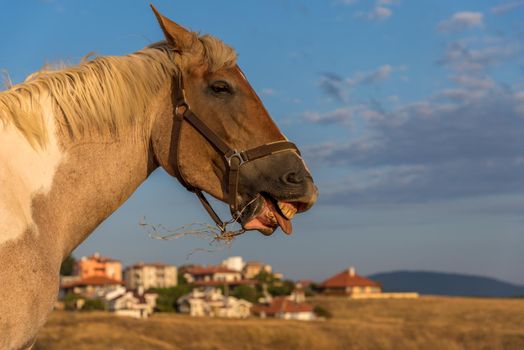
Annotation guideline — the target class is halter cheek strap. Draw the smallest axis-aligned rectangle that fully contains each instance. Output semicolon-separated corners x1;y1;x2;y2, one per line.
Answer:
169;71;299;232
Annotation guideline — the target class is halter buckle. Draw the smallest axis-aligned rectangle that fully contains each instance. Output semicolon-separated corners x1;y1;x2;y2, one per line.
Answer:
224;150;247;167
175;102;189;117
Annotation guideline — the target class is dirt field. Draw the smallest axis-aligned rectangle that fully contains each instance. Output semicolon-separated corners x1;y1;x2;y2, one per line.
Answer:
34;296;524;350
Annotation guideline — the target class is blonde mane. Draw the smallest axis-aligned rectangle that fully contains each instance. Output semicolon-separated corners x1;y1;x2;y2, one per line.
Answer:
0;35;237;148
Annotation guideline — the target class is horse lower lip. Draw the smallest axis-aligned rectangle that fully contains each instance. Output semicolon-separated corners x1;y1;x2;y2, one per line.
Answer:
243;195;293;234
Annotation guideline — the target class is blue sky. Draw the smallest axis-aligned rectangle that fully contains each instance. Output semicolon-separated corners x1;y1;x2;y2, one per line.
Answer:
2;0;523;284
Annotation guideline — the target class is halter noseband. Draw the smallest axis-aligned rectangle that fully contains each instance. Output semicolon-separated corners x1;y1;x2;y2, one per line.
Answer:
170;71;300;233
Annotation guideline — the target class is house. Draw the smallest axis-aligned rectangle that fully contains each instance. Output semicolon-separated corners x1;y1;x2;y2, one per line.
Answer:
60;275;123;299
289;282;307;303
318;267;382;296
221;256;245;272
124;262;177;289
252;297;315;321
273;272;284;280
103;286;158;319
184;265;242;284
242;261;272;279
75;252;122;281
193;280;258;288
177;287;252;318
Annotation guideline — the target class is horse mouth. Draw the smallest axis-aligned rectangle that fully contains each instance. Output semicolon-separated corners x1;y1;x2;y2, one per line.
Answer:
242;194;307;235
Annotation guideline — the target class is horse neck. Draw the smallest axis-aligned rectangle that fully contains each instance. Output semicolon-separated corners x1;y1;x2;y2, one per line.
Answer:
37;52;179;257
22;81;172;261
45;130;158;256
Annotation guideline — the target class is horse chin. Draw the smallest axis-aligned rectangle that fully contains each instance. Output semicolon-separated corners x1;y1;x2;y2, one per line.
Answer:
241;194;298;235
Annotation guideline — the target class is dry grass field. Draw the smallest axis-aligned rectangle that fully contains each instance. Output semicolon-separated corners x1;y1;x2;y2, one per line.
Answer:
34;296;524;350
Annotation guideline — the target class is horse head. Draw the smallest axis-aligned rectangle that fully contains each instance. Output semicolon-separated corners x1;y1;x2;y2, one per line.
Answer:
150;7;317;235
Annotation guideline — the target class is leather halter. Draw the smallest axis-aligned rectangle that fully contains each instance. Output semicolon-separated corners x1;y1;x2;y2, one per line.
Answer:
170;70;300;233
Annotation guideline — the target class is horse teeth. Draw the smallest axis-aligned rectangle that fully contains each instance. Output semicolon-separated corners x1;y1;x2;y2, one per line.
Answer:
278;202;297;220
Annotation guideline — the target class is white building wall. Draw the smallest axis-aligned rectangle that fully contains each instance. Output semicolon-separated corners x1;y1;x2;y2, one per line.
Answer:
221;256;245;272
125;265;177;289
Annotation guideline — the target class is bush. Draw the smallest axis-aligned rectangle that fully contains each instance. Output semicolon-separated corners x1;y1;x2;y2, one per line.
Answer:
313;305;333;319
81;299;105;311
63;293;82;310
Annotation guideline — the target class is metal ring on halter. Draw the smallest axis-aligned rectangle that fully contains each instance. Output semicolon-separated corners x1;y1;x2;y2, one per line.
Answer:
175;103;189;116
217;218;245;236
224;150;247;167
231;210;243;222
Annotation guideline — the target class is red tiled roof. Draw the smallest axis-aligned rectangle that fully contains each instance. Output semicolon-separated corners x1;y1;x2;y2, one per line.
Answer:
252;297;314;315
60;276;123;288
193;279;258;287
320;269;381;288
85;254;119;263
126;262;172;269
297;279;314;286
185;266;239;275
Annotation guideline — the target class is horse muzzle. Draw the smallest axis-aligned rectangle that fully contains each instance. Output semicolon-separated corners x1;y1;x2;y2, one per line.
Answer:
241;177;318;236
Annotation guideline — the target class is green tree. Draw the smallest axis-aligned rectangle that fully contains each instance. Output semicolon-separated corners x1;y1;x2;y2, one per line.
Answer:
305;283;318;297
63;292;82;310
231;285;258;303
268;279;295;296
60;254;76;276
153;284;193;312
177;273;189;286
255;270;275;284
81;298;105;311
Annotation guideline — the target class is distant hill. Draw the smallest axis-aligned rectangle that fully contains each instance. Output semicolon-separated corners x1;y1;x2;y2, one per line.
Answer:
368;271;524;297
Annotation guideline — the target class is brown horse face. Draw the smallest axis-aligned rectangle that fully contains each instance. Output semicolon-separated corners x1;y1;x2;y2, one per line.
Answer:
152;7;317;235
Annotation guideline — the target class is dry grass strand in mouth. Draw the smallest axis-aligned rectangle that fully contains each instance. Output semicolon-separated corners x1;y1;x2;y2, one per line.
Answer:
139;218;246;259
138;196;260;258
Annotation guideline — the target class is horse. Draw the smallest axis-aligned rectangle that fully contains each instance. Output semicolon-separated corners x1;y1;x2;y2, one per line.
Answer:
0;6;317;349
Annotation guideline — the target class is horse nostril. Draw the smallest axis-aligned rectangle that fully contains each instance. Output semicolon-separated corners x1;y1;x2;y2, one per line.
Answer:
282;171;304;185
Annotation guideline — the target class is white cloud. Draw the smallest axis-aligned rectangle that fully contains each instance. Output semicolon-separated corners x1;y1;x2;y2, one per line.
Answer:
450;75;494;90
491;0;524;14
356;0;398;21
347;64;393;86
305;85;524;205
436;88;487;102
338;0;358;5
38;0;65;12
439;40;522;72
318;65;395;102
377;0;399;5
437;12;484;33
514;91;524;114
370;6;392;20
261;88;277;96
358;6;392;21
318;73;346;102
303;108;354;125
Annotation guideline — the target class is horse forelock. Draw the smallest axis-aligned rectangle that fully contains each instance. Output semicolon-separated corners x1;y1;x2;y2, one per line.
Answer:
0;32;236;149
198;35;237;72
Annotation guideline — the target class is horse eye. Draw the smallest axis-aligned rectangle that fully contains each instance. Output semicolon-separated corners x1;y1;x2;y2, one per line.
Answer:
210;81;233;95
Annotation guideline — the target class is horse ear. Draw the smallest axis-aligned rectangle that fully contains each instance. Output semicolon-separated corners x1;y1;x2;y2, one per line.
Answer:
150;5;196;53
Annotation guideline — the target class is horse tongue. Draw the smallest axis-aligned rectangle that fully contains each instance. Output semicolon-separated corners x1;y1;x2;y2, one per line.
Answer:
275;210;293;235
